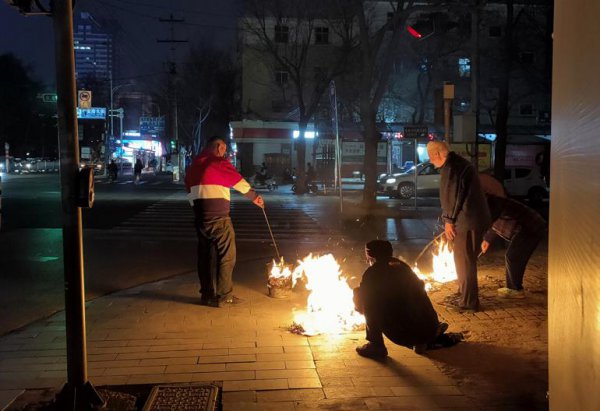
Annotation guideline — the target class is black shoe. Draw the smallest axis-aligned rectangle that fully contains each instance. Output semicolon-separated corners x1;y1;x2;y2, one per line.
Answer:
413;343;428;355
200;296;219;308
443;302;479;314
436;322;449;337
356;343;388;359
219;295;244;306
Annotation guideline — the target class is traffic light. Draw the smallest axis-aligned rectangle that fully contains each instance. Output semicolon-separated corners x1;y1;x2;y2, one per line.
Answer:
170;140;178;151
407;15;435;40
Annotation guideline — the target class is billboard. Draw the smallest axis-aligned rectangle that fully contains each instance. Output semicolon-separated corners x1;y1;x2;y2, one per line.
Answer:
140;116;165;135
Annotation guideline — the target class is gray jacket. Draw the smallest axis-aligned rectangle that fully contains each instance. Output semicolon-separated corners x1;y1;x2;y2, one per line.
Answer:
439;152;491;232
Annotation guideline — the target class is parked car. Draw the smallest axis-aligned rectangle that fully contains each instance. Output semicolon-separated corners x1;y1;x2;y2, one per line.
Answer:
377;162;440;199
503;166;548;203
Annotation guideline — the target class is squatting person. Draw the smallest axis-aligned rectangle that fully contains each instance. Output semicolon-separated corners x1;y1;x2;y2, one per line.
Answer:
353;240;448;359
185;136;264;307
427;141;491;313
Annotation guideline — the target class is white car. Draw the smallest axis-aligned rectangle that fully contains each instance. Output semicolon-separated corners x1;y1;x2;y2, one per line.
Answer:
377;163;441;199
503;167;548;203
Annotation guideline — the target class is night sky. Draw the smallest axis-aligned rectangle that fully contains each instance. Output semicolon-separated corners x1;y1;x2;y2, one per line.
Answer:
1;0;240;88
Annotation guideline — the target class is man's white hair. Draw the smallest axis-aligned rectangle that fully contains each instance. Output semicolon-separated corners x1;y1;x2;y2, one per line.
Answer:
426;141;450;155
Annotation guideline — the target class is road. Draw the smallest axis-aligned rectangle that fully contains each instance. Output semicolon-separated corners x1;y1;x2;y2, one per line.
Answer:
0;173;357;335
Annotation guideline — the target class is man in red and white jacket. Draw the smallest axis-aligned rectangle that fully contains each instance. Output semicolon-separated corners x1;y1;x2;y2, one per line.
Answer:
185;136;264;307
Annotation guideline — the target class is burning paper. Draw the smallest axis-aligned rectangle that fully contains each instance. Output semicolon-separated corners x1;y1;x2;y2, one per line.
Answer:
291;254;365;336
414;238;457;291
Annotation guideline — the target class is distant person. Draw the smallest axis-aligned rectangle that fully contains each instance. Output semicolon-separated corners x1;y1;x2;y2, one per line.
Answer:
353;240;450;359
185;136;264;307
108;160;118;182
481;194;547;298
134;158;143;184
306;162;315;184
427;141;491;313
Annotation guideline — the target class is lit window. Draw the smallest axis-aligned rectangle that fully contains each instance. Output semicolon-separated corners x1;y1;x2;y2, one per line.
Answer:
458;58;471;78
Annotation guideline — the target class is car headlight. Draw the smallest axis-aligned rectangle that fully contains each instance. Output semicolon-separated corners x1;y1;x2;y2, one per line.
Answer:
25;163;31;169
386;178;397;184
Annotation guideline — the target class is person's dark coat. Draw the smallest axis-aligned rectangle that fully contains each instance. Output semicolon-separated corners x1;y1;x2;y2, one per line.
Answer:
355;257;439;347
484;195;546;243
439;152;491;232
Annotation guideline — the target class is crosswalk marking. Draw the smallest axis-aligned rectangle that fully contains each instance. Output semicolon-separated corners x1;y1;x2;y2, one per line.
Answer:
102;195;339;243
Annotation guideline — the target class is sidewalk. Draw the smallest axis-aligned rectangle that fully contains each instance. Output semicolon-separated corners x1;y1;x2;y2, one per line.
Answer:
0;199;548;410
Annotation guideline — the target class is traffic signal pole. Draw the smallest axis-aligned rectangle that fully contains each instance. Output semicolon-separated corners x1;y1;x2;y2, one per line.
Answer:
52;0;104;407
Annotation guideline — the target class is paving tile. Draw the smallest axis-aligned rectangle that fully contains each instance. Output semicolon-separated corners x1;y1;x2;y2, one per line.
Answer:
138;357;199;366
256;369;319;380
256;353;313;362
223;379;288;392
323;386;377;399
126;373;193;385
390;385;463;396
190;371;255;382
320;377;354;387
225;361;285;371
256;388;325;402
223;401;296;411
363;395;441;409
285;360;316;369
197;354;256;364
222;390;257;403
165;364;226;373
91;375;130;386
103;365;166;376
287;377;322;389
294;398;369;410
229;346;283;355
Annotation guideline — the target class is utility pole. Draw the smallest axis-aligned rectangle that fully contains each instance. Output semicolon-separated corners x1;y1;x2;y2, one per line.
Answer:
6;1;103;406
157;13;187;181
470;0;481;169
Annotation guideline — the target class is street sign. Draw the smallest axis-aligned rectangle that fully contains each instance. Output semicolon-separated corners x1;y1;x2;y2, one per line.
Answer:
403;125;428;139
41;93;58;103
139;116;165;135
77;107;106;120
78;90;92;108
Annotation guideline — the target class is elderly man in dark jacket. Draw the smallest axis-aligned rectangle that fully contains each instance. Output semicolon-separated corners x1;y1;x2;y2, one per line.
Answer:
481;194;547;298
353;240;447;359
427;141;491;312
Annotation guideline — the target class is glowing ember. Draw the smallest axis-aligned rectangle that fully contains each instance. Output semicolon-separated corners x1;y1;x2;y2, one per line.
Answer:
291;254;364;336
414;239;457;291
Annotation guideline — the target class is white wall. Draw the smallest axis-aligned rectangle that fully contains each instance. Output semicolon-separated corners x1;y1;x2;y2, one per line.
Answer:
549;1;600;410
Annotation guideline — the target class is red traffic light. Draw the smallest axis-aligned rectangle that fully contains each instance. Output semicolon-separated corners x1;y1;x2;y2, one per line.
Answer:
407;25;423;39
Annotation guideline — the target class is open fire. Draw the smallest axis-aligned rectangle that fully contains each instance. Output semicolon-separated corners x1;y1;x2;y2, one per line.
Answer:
269;238;457;336
414;238;457;291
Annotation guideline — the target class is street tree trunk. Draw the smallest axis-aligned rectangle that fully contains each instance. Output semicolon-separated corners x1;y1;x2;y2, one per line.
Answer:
295;120;308;194
361;106;379;208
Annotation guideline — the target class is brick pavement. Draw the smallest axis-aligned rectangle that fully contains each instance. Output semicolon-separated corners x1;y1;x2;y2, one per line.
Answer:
0;197;548;409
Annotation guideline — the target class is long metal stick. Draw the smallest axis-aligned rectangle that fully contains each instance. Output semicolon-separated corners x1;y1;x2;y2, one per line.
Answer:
414;232;445;266
262;207;281;260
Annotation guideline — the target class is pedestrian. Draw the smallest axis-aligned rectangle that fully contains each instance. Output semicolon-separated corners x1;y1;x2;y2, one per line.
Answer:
134;158;143;184
427;141;491;313
480;194;547;298
185;136;264;307
108;159;118;182
353;240;449;359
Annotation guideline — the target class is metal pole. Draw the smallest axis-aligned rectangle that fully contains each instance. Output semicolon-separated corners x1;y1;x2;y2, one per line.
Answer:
262;207;281;260
471;0;481;169
330;81;343;213
52;1;103;407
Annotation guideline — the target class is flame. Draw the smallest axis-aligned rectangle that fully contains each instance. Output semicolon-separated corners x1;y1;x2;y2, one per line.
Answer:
269;257;293;280
414;239;457;291
291;254;364;336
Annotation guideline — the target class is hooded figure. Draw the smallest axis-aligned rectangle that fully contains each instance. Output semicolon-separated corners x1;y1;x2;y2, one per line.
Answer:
353;240;445;359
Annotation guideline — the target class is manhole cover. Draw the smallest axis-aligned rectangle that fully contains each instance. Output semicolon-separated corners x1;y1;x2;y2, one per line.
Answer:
142;384;219;411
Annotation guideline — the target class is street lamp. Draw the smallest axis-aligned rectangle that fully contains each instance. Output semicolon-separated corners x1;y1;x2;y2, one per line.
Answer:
109;82;133;139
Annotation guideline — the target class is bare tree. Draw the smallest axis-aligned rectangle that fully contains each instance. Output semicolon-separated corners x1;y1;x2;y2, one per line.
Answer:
242;0;355;193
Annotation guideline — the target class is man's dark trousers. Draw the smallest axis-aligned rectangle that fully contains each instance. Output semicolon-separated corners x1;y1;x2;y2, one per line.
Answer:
505;228;544;290
195;217;236;300
453;229;483;309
